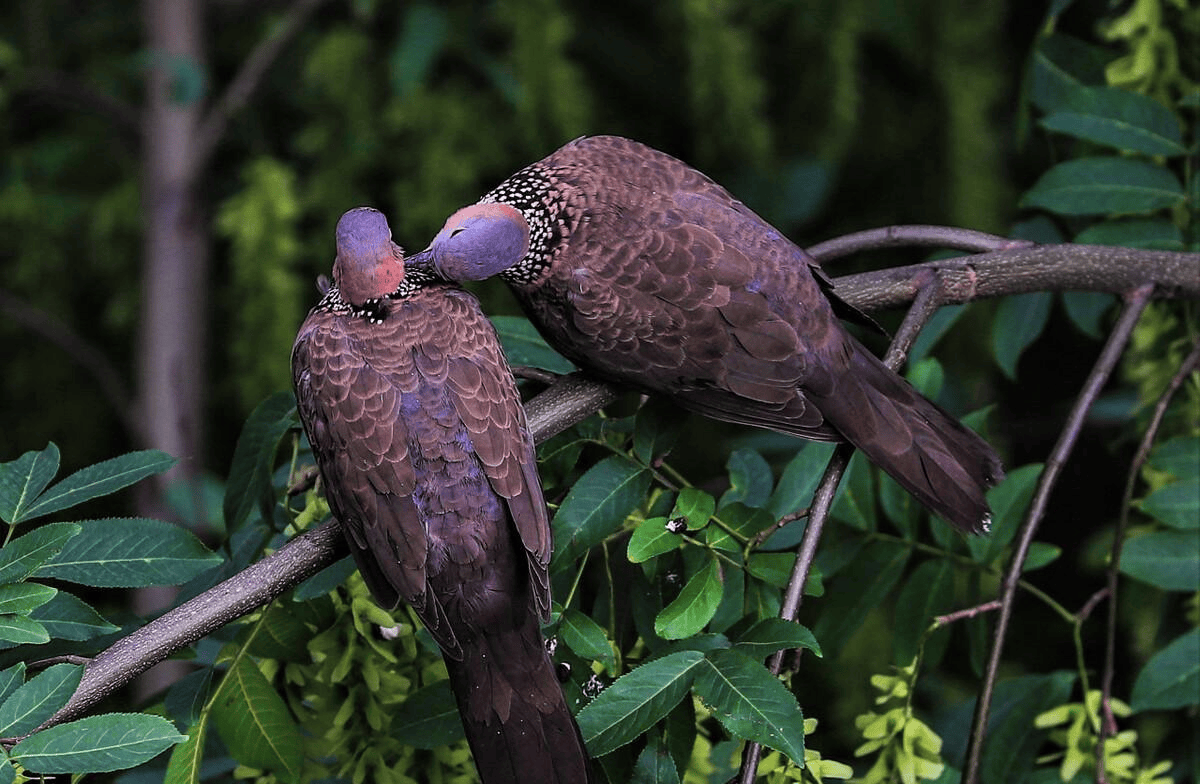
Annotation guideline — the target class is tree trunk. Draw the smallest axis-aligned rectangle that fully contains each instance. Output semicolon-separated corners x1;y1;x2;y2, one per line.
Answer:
136;0;207;700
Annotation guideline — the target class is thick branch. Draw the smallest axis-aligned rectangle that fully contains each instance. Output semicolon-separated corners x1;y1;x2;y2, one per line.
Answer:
34;520;344;733
32;239;1198;737
836;244;1198;308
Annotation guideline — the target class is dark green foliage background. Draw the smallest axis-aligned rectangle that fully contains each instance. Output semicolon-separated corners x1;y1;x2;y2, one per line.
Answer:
0;1;1196;783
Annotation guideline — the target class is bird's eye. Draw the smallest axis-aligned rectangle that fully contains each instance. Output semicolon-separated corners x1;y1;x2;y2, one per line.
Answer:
450;227;467;238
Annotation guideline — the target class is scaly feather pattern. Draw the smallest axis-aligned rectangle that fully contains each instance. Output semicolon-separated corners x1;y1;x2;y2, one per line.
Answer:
292;208;590;784
413;136;1005;533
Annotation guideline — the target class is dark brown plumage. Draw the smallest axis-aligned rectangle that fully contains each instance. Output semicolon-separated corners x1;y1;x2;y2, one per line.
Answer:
411;135;1004;532
292;208;592;784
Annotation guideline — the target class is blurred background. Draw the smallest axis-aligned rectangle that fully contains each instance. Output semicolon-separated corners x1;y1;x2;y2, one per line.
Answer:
2;1;1197;776
3;0;1070;482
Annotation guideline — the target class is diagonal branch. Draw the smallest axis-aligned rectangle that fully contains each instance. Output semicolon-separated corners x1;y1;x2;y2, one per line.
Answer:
188;0;330;179
0;287;138;439
738;270;948;784
1096;338;1200;778
24;239;1198;749
962;284;1157;784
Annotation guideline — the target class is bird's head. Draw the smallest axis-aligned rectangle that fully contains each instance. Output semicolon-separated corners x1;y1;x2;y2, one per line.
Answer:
417;203;529;282
332;207;405;306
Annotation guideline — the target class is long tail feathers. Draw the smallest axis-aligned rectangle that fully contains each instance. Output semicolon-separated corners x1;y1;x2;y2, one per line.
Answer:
812;342;1005;533
443;614;594;784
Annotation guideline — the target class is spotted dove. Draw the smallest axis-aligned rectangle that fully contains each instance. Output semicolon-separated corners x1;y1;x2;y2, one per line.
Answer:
292;207;592;784
410;135;1004;533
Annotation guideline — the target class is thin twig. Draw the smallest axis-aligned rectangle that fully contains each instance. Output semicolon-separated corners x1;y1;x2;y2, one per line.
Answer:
962;284;1156;784
512;366;562;385
808;225;1033;263
188;0;330;178
1097;337;1200;774
0;287;138;440
739;275;946;784
20;69;142;137
934;600;1003;627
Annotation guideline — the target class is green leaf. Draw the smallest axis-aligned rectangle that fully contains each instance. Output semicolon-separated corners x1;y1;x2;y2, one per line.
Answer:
672;487;716;530
20;451;175;524
389;680;466;749
211;656;302;783
0;444;60;525
0;583;56;615
894;559;956;666
9;713;185;774
0;522;82;585
36;518;223;587
655;555;723;639
719;449;773;509
26;591;117;643
0;663;84;737
1130;628;1200;711
1021;157;1184;216
1060;292;1115;338
628;517;682;563
633;397;689;464
0;664;25;707
693;649;805;763
909;305;968;365
0;615;48;646
491;315;576;374
1022;542;1062;571
561;608;616;670
720;503;776;540
970;464;1044;564
746;552;795;589
577;650;705;756
1029;34;1109;114
630;732;681;784
1119;531;1200;591
982;673;1076;784
224;392;298;531
244;605;314;663
733;618;821;659
552;455;651;570
766;442;837;520
1073;218;1184;250
164;720;206;784
813;539;910;656
991;292;1052;380
1039;86;1186;156
0;758;12;784
164;669;215;731
1138;479;1199;529
1148;436;1200;480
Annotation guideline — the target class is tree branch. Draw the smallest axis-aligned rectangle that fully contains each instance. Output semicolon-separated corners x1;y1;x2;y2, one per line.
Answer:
33;520;345;733
18;69;142;138
740;270;949;784
188;0;330;178
962;284;1157;784
29;239;1199;745
0;287;138;439
1096;337;1200;777
807;224;1033;263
